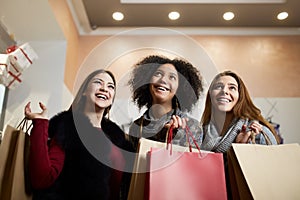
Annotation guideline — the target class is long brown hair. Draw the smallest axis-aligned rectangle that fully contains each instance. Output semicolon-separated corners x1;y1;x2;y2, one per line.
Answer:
69;69;116;117
201;70;280;143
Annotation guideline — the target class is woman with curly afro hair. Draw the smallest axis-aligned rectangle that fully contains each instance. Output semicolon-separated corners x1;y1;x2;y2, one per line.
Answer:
128;55;204;151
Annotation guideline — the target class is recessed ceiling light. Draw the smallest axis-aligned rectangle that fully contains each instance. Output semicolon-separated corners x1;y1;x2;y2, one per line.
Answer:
112;12;124;21
277;12;288;20
168;11;180;20
223;12;235;21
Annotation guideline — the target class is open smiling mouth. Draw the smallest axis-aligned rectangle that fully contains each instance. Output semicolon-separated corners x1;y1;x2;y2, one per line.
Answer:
96;94;108;100
217;97;232;103
155;85;170;92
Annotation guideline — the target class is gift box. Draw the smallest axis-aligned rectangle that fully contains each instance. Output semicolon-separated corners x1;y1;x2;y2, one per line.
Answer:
0;53;22;89
5;68;22;89
0;53;10;69
0;54;11;85
0;43;37;89
8;43;38;71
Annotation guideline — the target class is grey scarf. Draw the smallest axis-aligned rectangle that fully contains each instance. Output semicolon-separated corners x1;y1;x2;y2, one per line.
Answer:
141;109;185;139
201;118;246;153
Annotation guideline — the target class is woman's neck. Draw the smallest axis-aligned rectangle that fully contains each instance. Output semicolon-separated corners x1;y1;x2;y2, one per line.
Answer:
212;111;234;136
84;106;105;128
149;103;173;119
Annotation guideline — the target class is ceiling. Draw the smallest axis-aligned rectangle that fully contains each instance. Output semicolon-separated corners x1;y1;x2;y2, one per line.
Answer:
0;0;65;42
68;0;300;35
1;0;300;44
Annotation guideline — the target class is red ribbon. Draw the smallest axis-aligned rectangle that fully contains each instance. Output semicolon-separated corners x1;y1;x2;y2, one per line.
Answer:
0;63;7;68
9;62;19;73
6;45;17;54
6;45;33;65
19;47;33;64
7;71;22;88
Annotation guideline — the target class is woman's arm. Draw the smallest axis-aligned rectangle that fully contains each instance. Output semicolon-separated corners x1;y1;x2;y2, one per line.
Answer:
25;102;65;189
29;119;65;189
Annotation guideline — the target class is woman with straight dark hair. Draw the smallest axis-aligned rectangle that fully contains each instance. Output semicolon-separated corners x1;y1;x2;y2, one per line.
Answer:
25;69;133;200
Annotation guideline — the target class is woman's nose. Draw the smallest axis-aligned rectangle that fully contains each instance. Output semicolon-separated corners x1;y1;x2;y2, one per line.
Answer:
99;84;108;92
222;87;229;94
159;75;167;83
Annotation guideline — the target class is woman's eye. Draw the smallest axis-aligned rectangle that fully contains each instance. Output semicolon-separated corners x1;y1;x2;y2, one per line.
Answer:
153;71;162;77
94;80;102;84
213;84;223;90
229;86;237;91
170;75;177;80
108;85;115;90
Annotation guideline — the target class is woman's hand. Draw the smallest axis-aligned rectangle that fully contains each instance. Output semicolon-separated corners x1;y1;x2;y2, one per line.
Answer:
235;121;263;143
235;125;253;143
165;115;188;129
24;102;48;120
249;120;263;134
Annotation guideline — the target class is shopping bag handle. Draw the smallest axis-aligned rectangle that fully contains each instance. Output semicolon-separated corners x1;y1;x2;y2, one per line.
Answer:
166;126;202;156
166;126;173;154
245;118;272;145
16;118;33;133
250;130;272;145
185;126;201;152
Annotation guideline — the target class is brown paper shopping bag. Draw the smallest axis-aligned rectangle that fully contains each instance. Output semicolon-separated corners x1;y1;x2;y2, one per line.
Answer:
227;143;300;200
0;118;32;200
127;138;168;200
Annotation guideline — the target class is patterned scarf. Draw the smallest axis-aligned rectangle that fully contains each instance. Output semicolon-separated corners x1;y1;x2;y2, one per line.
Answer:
201;118;246;153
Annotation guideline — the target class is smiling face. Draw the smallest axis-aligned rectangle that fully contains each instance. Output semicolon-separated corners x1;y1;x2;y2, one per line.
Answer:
84;72;115;112
149;63;179;105
210;75;239;113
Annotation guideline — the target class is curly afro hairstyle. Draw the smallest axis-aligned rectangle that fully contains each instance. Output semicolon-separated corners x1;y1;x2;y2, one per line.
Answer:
128;55;203;112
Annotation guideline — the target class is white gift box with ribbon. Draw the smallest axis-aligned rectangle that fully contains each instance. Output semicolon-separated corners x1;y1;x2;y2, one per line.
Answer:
0;54;11;86
9;43;38;71
0;53;23;89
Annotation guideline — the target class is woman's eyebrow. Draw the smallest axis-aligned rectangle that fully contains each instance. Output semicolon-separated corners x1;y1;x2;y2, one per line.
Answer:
214;81;223;85
92;78;103;82
169;72;178;76
93;78;114;85
228;82;238;87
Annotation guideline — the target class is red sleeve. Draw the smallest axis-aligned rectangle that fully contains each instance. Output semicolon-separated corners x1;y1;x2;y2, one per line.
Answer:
29;119;65;189
109;145;125;199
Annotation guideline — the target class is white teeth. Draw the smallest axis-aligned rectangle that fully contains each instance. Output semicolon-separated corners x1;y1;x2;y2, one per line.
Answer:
157;86;167;91
218;98;230;103
156;86;170;92
96;94;107;100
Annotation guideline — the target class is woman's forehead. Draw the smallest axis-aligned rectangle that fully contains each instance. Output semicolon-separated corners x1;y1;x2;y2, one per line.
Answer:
215;75;238;85
156;63;177;74
93;72;114;83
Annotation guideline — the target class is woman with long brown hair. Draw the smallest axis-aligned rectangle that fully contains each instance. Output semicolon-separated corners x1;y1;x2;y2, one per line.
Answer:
201;70;279;153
